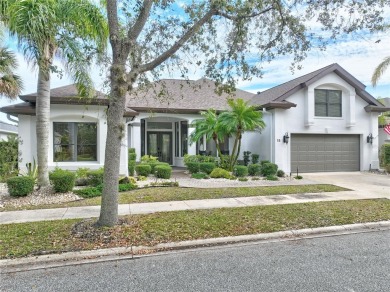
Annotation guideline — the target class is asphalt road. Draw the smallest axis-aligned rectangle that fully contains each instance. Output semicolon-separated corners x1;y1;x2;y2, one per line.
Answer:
2;230;390;292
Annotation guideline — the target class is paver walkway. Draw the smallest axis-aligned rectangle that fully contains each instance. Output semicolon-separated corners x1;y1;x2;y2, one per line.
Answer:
1;190;389;224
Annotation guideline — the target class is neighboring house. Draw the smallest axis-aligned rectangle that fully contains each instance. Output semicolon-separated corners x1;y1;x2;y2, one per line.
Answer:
0;121;18;141
1;63;389;174
378;97;390;150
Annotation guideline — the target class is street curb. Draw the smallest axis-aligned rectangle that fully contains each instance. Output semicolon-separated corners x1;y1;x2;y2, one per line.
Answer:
2;220;390;272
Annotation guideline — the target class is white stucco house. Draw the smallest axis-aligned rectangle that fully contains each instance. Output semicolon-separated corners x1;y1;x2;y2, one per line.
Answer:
1;63;389;174
0;121;18;141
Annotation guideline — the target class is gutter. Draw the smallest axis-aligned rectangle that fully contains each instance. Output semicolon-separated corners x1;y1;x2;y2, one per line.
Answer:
7;114;19;125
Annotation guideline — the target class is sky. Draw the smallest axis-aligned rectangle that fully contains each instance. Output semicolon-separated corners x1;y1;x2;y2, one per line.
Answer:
1;8;389;124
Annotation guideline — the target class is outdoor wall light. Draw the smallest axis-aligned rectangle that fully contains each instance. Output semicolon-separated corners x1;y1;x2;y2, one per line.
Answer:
283;132;290;144
366;133;373;144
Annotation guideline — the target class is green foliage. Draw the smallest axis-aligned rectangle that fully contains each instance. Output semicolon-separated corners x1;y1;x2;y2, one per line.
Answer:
6;176;34;197
218;154;232;170
86;169;104;186
119;176;137;185
191;172;209;179
233;165;248;177
128;160;136;176
49;168;76;193
0;136;19;181
210;168;232;179
25;158;38;180
73;186;102;198
141;155;158;163
261;163;278;176
260;160;270;166
186;162;200;174
295;175;303;180
0;47;23;99
251;154;260;164
75;167;90;178
385;164;390;174
238;177;248;182
129;153;137;161
137;175;147;181
150;181;179;187
380;144;390;167
184;154;216;165
251;177;261;181
148;161;169;173
243;151;251;166
128;148;136;154
199;162;216;174
248;164;262;176
154;165;172;179
118;183;137;192
277;170;285;178
135;164;152;176
266;175;279;181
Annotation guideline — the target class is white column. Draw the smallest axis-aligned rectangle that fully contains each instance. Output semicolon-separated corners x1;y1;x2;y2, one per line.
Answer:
119;119;128;176
346;92;356;127
131;122;141;162
188;124;197;155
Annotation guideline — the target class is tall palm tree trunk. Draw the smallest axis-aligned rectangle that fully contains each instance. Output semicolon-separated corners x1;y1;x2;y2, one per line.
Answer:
229;134;240;170
36;67;51;187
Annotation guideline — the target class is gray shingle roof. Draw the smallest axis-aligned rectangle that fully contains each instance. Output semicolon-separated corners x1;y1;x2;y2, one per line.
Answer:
125;78;255;113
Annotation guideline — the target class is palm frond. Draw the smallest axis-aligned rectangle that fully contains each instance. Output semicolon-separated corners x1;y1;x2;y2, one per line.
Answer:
372;56;390;87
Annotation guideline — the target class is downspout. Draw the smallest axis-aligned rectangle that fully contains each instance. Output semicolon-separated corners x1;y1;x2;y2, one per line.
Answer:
7;114;18;124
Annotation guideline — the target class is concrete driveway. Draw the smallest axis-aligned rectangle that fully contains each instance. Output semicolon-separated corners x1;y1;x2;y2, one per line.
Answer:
304;172;390;198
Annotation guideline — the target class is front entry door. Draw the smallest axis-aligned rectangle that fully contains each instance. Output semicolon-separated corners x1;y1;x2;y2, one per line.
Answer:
147;132;172;164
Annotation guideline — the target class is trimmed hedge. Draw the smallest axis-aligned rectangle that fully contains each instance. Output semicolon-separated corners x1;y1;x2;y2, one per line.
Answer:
49;169;76;193
191;172;209;179
7;176;34;197
251;154;260;164
86;169;104;186
248;164;262;176
155;165;172;179
199;162;216;174
148;161;169;173
210;168;231;179
380;144;390;167
261;163;278;176
186;162;200;174
233;165;248;177
135;164;152;176
128;161;136;176
73;186;102;198
260;160;270;166
277;169;285;177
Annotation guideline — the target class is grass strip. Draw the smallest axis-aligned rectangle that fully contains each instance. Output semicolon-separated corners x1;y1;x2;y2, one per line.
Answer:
1;198;389;259
1;184;347;211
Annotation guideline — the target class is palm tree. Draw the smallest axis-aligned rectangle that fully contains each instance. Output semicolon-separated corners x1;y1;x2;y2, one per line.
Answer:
189;109;226;157
0;46;23;99
372;56;390;87
1;0;107;187
218;98;265;170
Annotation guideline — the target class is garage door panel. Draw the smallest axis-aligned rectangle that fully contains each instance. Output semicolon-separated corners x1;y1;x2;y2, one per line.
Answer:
291;134;360;172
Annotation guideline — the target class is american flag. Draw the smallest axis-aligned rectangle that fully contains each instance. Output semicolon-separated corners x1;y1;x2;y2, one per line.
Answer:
384;124;390;135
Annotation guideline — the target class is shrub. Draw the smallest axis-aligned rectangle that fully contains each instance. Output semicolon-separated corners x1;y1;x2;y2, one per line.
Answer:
251;154;260;164
385;164;390;173
128;160;136;176
277;169;285;177
261;162;278;176
0;136;19;182
129;148;136;153
380;144;390;167
238;177;248;182
266;175;279;181
210;168;232;179
49;169;76;193
248;164;262;176
243;151;251;166
260;160;270;165
150;181;179;187
218;154;232;170
199;162;216;174
191;172;209;179
184;154;215;165
73;186;102;198
233;165;248;177
137;175;147;181
251;177;261;181
76;167;90;178
86;169;104;186
295;175;303;180
148;161;169;173
141;155;158;163
186;162;200;174
135;164;152;176
6;176;34;197
129;153;137;161
118;183;137;192
155;165;172;179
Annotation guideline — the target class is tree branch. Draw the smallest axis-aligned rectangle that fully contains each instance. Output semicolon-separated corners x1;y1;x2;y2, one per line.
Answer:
215;6;274;21
106;0;120;46
127;0;153;41
138;8;217;73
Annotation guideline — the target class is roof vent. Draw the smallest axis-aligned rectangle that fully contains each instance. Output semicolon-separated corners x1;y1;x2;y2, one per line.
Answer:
257;91;261;94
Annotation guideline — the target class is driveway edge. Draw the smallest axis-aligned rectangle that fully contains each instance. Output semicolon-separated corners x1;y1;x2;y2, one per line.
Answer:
2;220;390;272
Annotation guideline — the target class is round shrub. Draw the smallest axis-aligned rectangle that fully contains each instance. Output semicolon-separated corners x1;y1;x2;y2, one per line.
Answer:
155;165;172;179
199;162;216;174
128;153;137;161
251;154;260;164
149;161;169;173
86;169;104;186
276;169;285;177
260;160;270;165
261;162;278;176
135;164;152;176
49;169;76;193
210;168;232;179
266;175;278;181
233;165;248;177
186;162;200;174
7;176;35;197
248;164;262;176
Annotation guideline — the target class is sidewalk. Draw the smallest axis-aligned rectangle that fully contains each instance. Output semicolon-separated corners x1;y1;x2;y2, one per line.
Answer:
1;190;388;224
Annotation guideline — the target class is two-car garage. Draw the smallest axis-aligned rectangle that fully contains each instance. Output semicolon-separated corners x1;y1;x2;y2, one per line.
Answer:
290;134;360;172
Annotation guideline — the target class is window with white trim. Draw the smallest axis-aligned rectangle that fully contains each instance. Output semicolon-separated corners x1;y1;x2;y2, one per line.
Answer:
315;89;342;117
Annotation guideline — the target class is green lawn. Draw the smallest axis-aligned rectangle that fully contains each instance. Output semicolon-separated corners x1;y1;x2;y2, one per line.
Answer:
1;199;389;259
1;184;347;211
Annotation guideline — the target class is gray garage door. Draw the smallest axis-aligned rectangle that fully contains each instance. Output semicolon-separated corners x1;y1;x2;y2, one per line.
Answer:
291;134;360;173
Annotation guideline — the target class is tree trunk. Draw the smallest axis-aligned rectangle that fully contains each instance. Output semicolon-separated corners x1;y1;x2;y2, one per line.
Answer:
97;63;128;227
229;133;239;170
36;66;51;187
